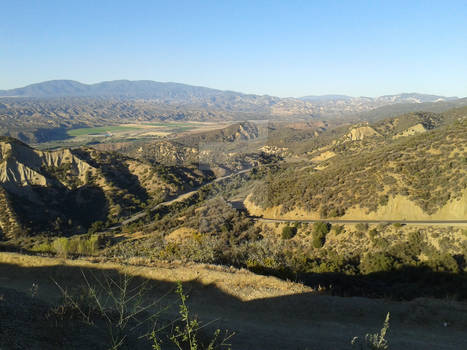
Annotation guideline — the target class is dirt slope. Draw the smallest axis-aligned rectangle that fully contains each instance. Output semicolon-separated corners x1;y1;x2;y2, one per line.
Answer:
1;252;466;350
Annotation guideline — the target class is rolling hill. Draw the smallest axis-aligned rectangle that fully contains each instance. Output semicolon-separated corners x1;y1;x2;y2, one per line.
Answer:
0;137;211;239
247;107;467;220
107;122;276;178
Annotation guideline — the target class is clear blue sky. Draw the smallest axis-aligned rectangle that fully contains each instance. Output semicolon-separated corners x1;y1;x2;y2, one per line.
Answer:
1;0;466;97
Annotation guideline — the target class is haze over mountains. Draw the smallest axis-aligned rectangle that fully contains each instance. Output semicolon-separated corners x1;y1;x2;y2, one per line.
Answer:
0;79;460;107
300;92;458;103
0;80;245;100
0;79;314;117
1;79;466;144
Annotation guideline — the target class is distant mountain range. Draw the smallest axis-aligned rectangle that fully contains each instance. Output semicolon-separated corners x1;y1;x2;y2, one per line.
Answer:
0;80;318;118
0;80;459;107
300;93;458;104
298;92;463;120
300;95;354;102
300;92;458;107
0;80;466;143
0;79;238;99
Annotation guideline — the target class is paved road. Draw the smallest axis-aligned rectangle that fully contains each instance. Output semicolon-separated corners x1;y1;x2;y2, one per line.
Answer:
255;217;467;226
114;165;465;228
118;167;252;226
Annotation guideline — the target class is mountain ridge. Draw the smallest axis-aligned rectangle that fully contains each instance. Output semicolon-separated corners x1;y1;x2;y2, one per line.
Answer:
1;80;465;144
1;80;460;104
0;79;264;99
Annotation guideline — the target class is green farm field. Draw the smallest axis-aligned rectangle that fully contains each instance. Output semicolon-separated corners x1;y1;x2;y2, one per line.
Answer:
67;125;141;137
66;122;202;137
33;121;230;150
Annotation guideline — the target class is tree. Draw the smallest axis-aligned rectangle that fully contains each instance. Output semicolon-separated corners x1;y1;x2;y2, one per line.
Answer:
312;222;330;248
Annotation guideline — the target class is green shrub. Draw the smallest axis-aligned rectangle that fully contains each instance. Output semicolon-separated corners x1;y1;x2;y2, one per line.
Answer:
51;235;101;257
313;233;326;248
368;228;378;240
356;223;369;232
378;195;389;206
377;223;389;231
88;221;104;234
31;242;53;253
332;225;344;235
53;237;71;257
77;235;100;255
426;253;460;273
359;252;397;274
281;225;297;240
312;222;330;248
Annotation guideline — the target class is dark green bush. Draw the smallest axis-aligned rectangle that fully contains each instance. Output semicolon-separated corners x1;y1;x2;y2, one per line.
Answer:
369;228;378;240
312;222;330;248
332;225;344;235
360;252;397;274
88;221;105;234
281;225;297;240
356;223;369;232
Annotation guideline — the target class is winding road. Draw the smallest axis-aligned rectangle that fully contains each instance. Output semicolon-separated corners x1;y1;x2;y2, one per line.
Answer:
255;217;467;226
118;167;252;227
115;166;466;228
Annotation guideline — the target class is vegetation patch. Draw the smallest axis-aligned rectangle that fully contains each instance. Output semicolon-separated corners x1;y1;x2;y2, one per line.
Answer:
67;125;141;137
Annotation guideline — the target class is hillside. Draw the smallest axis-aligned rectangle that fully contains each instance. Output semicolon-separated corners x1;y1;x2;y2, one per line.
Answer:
0;97;261;143
109;121;277;176
176;121;261;145
0;137;211;239
0;98;311;144
0;80;315;136
248;107;467;219
81;107;467;304
353;97;467;122
2;107;466;304
2;252;467;350
298;93;463;120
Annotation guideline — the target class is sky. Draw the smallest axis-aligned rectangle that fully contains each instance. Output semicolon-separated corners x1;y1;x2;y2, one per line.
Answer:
1;0;466;97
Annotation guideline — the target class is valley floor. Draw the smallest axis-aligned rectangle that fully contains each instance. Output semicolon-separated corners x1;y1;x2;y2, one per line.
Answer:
1;252;466;350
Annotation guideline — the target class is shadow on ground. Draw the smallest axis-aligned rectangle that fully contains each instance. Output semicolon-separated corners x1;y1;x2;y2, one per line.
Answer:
249;265;467;301
1;260;467;350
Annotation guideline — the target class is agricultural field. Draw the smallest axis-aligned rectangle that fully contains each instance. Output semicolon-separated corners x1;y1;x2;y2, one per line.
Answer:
67;122;204;137
67;125;142;137
36;121;229;149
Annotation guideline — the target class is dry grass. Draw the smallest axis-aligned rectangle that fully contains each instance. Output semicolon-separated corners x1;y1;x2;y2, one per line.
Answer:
0;252;312;301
